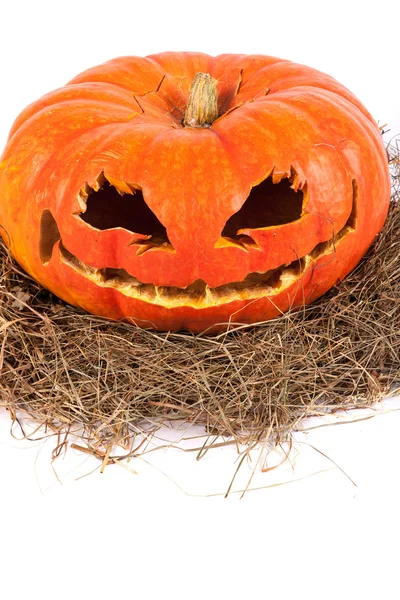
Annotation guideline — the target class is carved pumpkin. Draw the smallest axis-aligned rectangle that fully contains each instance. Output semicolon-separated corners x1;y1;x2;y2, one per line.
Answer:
0;52;390;332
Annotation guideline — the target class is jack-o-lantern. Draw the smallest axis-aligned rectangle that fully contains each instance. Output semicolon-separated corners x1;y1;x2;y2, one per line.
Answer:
0;52;390;332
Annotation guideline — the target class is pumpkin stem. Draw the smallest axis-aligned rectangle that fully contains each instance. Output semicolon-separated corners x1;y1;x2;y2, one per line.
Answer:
183;72;219;128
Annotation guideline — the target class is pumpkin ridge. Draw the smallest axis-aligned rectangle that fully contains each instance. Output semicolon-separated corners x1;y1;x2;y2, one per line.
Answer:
268;86;382;143
8;83;143;141
10;100;139;148
67;56;167;95
231;59;374;125
6;120;136;202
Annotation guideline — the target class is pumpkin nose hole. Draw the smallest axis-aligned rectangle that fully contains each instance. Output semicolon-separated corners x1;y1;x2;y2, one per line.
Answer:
40;209;61;264
79;172;171;246
222;170;304;242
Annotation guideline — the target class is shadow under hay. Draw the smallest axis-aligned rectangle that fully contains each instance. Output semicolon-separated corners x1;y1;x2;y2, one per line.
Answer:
0;139;399;462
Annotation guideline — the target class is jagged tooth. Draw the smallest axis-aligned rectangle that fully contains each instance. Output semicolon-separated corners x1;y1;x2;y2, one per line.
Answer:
290;172;300;191
272;168;291;184
95;268;106;283
77;196;87;213
205;284;215;304
104;174;135;195
77;183;91;212
272;171;283;184
297;177;307;192
127;182;139;194
135;243;155;256
241;236;262;251
91;179;101;192
303;254;313;269
288;165;307;192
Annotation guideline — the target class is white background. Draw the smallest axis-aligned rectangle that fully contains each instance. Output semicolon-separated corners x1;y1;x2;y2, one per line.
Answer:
1;1;399;598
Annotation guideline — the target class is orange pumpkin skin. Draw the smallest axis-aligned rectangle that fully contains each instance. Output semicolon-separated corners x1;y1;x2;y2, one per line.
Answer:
0;52;390;332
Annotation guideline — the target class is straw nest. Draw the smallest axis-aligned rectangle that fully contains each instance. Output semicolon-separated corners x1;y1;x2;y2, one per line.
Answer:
1;136;399;463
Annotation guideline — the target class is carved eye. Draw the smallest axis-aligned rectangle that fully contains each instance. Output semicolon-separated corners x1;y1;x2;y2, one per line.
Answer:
79;173;171;246
222;173;304;242
40;209;61;264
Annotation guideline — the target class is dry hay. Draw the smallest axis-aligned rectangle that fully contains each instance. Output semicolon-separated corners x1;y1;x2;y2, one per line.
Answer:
0;137;399;464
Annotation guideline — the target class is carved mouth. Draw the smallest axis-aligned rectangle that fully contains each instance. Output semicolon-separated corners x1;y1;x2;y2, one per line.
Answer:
40;178;357;309
58;222;354;310
59;242;309;307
